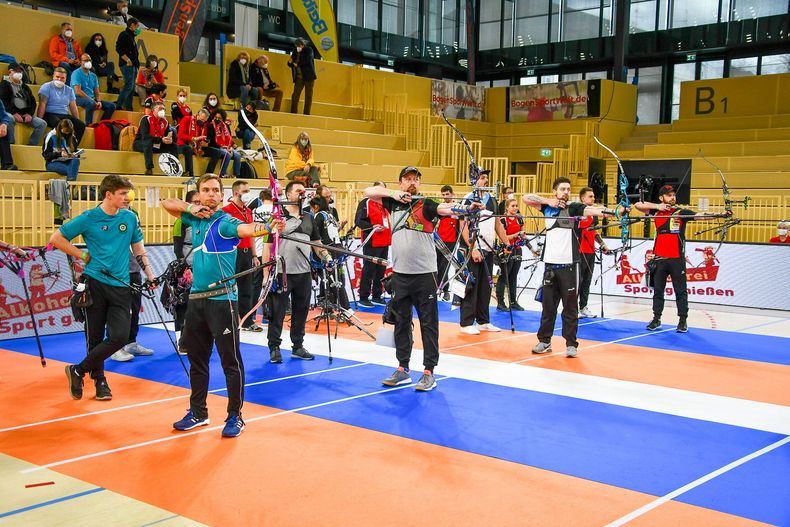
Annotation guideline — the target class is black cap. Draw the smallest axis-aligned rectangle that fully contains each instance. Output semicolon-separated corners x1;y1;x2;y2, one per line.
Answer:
658;184;675;196
399;166;421;180
7;62;22;71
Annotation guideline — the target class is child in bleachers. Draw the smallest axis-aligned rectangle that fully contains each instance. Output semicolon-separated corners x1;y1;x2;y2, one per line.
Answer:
84;33;119;94
42;118;80;181
171;88;192;124
135;55;165;105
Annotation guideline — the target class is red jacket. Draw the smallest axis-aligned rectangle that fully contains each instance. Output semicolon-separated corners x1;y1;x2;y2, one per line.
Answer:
49;35;83;66
222;202;253;250
367;200;391;247
437;216;459;243
177;116;207;146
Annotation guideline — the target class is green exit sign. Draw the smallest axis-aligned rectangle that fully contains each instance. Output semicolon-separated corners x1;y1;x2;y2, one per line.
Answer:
540;148;552;157
687;53;696;61
527;68;535;76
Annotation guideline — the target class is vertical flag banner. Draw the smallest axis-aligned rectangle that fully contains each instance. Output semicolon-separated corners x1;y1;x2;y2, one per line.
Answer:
159;0;209;62
289;0;340;62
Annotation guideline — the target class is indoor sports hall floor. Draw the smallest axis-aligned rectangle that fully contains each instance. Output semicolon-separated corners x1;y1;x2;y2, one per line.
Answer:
1;296;789;527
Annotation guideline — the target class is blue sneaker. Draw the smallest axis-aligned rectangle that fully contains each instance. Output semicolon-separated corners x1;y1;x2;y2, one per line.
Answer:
221;415;245;437
173;410;210;431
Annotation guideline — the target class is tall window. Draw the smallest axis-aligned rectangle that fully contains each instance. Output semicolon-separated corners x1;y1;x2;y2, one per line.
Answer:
730;0;788;20
563;0;604;41
515;0;551;46
760;53;790;75
479;0;502;50
672;62;695;121
671;0;719;27
404;0;420;38
632;66;662;124
338;0;360;26
730;57;758;76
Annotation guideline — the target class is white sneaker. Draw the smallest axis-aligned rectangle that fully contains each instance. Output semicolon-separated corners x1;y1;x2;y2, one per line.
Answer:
460;325;480;335
578;307;596;319
479;323;501;332
110;349;134;362
126;342;154;356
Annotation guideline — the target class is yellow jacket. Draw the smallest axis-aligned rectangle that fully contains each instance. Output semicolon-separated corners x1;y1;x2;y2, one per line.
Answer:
285;146;314;173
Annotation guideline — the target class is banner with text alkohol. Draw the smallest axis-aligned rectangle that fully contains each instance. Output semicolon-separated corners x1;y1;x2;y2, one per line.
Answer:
431;80;486;122
509;80;589;122
0;245;177;341
290;0;339;62
511;238;790;311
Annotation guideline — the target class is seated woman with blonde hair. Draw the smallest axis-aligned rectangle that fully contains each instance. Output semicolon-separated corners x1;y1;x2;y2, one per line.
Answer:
285;131;320;187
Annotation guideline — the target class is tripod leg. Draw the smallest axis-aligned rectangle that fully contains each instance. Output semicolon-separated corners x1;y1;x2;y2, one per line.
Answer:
19;277;46;367
500;256;515;333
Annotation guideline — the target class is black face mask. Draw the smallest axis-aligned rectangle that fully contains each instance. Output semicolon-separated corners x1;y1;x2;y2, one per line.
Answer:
196;119;205;126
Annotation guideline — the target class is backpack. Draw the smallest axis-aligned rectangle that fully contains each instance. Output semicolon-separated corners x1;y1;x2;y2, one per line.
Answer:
90;119;130;150
253;99;270;111
118;124;138;151
240;158;258;179
34;60;54;77
19;61;35;85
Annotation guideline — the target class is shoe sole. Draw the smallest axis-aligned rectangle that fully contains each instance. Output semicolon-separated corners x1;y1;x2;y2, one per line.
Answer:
270;357;283;364
65;365;82;400
532;348;552;355
131;351;154;356
173;419;210;431
95;394;113;401
676;328;688;333
566;352;578;358
222;424;245;437
415;383;437;392
382;378;412;387
291;354;314;360
646;326;661;331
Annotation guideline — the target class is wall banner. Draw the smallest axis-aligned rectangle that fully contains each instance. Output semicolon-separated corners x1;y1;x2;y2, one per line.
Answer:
509;81;590;122
431;80;486;121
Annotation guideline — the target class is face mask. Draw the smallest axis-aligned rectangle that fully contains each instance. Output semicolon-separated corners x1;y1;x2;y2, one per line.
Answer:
53;80;65;89
64;30;73;38
296;46;303;52
196;119;205;126
239;58;247;65
208;98;218;106
11;72;23;81
156;109;166;119
261;203;273;213
94;39;103;47
83;61;92;70
779;229;788;236
327;197;334;205
121;6;129;14
240;192;254;205
299;139;308;147
134;27;142;36
178;96;186;104
507;193;515;200
150;61;158;69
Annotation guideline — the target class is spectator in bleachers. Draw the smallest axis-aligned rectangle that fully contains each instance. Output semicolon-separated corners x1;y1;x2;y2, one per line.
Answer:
133;101;177;175
202;92;221;119
143;83;167;116
72;53;117;125
287;38;317;115
285;131;320;187
37;67;86;145
227;51;256;108
769;221;790;244
251;55;283;112
110;1;148;30
116;17;141;111
171;88;192;124
0;100;17;170
236;101;258;150
135;55;165;104
84;33;119;94
0;63;47;146
205;108;241;178
42;118;80;181
49;22;83;84
177;108;209;178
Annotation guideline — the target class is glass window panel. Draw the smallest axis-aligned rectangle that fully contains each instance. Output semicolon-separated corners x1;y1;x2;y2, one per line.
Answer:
585;70;608;79
700;60;724;79
364;0;379;29
479;21;501;50
657;0;669;30
517;0;550;17
630;0;656;33
404;0;420;37
730;57;758;77
541;74;559;83
338;0;358;25
442;0;458;46
635;66;662;125
561;73;583;81
382;0;403;35
761;54;790;75
671;0;719;28
425;0;442;42
731;0;787;20
564;6;602;41
515;16;549;45
520;76;538;85
481;0;502;23
550;0;561;43
601;0;613;36
492;78;511;87
672;62;694;121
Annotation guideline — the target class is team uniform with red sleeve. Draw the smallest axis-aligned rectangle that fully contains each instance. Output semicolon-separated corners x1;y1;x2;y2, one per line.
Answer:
577;215;598;311
222;201;257;330
495;215;523;307
354;197;392;303
650;208;695;320
435;214;459;296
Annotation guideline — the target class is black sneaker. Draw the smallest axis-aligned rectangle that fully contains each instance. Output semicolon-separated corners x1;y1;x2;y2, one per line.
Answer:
676;318;688;333
357;299;374;309
65;364;84;400
94;378;113;401
269;346;283;364
496;304;508;312
291;347;315;360
511;303;525;311
371;298;387;306
646;318;661;331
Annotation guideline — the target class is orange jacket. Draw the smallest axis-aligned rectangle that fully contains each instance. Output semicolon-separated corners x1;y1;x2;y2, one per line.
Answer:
49;35;84;66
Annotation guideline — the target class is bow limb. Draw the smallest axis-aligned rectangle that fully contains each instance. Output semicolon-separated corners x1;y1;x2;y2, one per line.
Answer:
594;136;631;256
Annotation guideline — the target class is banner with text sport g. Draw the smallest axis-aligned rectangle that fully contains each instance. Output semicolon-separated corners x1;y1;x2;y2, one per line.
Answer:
159;0;209;62
509;81;589;122
431;80;486;121
290;0;339;62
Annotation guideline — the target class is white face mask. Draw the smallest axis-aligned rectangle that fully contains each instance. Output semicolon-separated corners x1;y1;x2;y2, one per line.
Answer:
240;192;254;205
83;61;92;70
299;139;308;147
94;39;103;47
239;58;247;65
779;229;788;236
64;30;73;39
507;193;515;200
150;61;158;69
260;203;273;213
11;72;23;82
156;109;166;119
120;6;128;14
178;96;187;104
53;80;65;88
296;46;304;52
208;98;218;106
